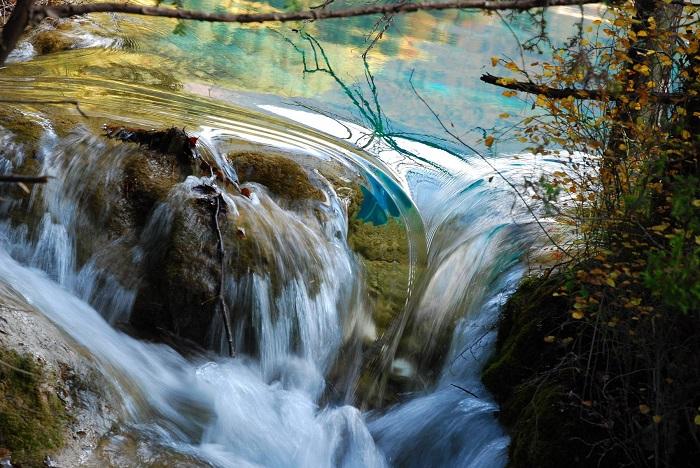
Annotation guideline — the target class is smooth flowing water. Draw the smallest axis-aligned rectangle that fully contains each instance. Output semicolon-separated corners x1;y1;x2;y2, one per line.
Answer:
0;1;592;466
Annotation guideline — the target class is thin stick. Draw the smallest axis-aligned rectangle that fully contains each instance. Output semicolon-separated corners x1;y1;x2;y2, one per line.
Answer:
409;71;572;257
0;174;50;183
451;383;480;398
0;99;87;117
214;194;235;358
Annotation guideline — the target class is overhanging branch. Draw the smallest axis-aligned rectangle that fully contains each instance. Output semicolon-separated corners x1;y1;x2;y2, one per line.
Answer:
480;73;685;104
34;0;602;25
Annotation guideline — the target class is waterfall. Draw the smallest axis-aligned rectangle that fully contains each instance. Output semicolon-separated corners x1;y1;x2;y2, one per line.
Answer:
0;104;569;467
0;7;576;462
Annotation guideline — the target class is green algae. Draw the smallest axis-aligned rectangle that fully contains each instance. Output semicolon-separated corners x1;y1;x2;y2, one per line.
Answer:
0;348;68;467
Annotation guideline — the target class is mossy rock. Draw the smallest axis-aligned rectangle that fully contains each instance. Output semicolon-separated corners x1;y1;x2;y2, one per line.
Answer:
228;152;324;202
481;275;598;468
0;107;46;156
348;217;409;264
31;30;75;55
0;348;68;466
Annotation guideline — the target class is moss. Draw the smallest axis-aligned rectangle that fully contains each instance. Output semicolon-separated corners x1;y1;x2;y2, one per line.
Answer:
31;30;75;55
481;275;603;468
348;218;410;334
362;259;409;332
348;217;409;264
0;107;45;157
482;277;568;403
228;152;324;202
0;348;68;466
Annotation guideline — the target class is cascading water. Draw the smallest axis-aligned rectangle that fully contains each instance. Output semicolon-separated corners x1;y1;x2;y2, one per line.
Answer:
0;2;579;466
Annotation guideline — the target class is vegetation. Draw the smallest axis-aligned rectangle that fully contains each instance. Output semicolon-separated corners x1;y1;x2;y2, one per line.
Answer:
481;1;700;466
0;348;68;466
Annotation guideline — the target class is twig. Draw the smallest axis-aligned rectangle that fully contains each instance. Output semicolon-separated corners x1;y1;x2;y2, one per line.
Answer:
0;98;87;117
0;174;50;183
480;73;685;104
409;71;572;258
213;193;235;358
451;383;480;398
0;357;38;376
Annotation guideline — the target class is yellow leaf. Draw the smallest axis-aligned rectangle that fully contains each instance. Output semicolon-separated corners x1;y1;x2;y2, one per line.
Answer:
544;335;556;343
505;61;520;72
491;56;500;67
502;90;517;98
653;415;663;424
694;415;700;425
692;199;700;207
485;136;495;147
606;278;616;287
682;130;691;140
650;223;669;232
637;30;648;37
639;404;651;415
498;113;510;119
572;311;584;320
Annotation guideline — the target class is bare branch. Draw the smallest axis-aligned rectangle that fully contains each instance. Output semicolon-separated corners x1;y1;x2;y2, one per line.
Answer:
0;174;50;183
480;73;686;103
409;71;572;258
0;98;87;116
34;0;602;26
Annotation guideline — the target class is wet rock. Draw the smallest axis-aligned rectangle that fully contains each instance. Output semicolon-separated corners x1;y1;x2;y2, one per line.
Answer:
228;151;324;202
31;29;75;55
0;294;116;467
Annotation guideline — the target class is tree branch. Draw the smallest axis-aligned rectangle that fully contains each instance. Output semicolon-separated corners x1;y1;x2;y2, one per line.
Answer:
0;98;87;116
0;174;50;183
480;73;685;103
0;0;33;65
33;0;602;26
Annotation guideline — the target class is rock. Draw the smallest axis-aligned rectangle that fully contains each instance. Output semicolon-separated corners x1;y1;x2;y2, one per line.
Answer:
228;151;325;202
31;29;75;55
0;293;116;467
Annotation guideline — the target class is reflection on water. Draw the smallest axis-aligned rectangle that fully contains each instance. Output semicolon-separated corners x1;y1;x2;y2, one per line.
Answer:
4;0;600;151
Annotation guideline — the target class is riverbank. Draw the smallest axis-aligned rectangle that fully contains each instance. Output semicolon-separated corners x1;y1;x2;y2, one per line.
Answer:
483;264;700;467
0;293;116;466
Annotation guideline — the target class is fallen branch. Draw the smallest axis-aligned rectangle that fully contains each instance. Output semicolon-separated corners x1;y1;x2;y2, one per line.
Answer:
480;73;685;103
2;0;603;65
0;98;87;117
0;174;50;183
